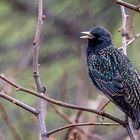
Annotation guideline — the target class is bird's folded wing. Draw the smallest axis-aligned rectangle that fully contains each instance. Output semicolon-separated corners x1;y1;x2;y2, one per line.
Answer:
95;70;125;97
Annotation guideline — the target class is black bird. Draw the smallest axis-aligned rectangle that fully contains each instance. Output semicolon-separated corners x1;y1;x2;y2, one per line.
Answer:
81;26;140;129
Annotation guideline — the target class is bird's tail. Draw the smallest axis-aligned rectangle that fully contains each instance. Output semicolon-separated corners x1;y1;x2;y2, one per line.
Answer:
132;108;140;130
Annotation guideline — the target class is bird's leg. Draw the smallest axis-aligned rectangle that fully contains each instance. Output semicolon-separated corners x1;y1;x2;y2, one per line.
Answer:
97;100;111;123
125;115;136;140
100;100;111;111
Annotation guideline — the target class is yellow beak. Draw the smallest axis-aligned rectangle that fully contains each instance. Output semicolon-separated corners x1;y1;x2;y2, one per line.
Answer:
80;31;94;39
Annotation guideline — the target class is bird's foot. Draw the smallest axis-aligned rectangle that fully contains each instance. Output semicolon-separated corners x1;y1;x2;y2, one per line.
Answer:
97;110;105;123
96;100;110;122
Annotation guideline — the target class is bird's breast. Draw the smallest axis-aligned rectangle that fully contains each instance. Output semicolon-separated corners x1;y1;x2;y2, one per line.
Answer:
87;53;114;83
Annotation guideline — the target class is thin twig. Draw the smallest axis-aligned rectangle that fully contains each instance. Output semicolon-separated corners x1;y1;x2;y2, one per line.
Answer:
0;103;22;140
0;91;38;116
119;32;140;50
127;32;140;46
84;97;108;140
75;111;82;123
32;0;47;139
70;129;78;140
116;0;140;13
47;122;120;136
120;6;127;55
52;105;72;123
0;74;125;126
99;100;110;111
64;111;82;140
52;105;102;140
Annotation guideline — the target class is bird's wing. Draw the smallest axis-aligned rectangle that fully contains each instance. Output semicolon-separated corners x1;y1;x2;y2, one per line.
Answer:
88;48;140;106
89;61;125;97
94;65;140;110
99;72;124;95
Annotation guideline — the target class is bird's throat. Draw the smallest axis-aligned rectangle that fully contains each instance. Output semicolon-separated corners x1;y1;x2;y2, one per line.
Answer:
86;39;112;56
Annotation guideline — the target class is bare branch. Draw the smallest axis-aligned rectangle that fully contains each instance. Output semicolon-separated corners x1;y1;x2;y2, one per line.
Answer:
52;105;103;140
47;122;120;136
0;74;125;126
116;0;140;13
32;0;47;139
0;91;38;115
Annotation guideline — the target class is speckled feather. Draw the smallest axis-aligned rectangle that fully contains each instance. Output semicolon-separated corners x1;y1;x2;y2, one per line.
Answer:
86;26;140;129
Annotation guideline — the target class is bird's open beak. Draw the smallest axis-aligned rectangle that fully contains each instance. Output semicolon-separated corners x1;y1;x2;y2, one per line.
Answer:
80;31;94;39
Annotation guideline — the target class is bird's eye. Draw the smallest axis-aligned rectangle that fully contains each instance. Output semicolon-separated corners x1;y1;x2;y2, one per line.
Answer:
94;33;100;38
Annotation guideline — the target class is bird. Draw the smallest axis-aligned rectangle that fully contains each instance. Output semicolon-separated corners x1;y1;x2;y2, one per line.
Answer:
80;26;140;129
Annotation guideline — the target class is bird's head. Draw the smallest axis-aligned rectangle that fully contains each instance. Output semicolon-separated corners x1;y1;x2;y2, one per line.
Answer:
81;26;112;51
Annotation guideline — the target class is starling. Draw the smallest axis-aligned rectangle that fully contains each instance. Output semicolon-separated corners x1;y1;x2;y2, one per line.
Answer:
81;26;140;129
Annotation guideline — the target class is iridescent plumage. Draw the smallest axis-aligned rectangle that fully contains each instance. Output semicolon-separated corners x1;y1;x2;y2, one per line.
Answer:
82;26;140;129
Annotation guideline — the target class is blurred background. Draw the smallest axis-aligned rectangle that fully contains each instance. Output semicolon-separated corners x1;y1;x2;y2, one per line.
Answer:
0;0;140;140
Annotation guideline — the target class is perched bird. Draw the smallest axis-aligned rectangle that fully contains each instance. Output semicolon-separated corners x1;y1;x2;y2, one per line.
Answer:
81;26;140;129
